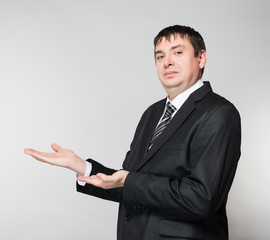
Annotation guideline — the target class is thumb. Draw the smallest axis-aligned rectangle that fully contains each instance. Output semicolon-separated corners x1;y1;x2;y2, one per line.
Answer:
51;143;62;152
96;173;108;181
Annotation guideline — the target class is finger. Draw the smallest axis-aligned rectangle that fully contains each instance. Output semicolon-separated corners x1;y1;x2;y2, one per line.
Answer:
24;148;42;157
24;148;50;162
24;148;34;155
77;176;103;186
51;143;62;152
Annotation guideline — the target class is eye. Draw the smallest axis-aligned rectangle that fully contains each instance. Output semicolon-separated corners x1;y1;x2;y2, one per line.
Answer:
175;51;182;55
156;55;164;60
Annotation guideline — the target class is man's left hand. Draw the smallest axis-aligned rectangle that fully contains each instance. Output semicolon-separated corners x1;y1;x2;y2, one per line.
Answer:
77;170;129;189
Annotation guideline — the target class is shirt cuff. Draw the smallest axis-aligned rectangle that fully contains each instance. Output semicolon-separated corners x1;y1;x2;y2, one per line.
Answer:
76;161;92;186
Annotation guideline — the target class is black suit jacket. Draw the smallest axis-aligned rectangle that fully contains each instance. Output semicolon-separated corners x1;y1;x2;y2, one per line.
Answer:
77;82;241;240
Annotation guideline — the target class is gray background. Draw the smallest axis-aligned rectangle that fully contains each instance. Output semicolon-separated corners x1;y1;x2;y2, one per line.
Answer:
0;0;269;239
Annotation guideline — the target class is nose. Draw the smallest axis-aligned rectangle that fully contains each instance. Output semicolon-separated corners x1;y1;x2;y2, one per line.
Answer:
164;55;175;68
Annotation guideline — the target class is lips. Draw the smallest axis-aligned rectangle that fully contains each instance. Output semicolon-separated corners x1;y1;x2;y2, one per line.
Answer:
164;71;178;77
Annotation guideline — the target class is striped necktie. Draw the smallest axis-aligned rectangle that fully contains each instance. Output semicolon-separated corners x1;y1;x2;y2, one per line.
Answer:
148;102;176;150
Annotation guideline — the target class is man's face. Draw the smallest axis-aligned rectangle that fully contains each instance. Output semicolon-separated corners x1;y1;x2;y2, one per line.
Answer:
155;35;206;99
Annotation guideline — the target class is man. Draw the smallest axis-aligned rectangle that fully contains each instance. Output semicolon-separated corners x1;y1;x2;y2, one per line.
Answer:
25;25;241;239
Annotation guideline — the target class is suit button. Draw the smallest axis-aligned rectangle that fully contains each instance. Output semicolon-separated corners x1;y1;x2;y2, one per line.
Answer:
134;206;145;213
125;215;132;221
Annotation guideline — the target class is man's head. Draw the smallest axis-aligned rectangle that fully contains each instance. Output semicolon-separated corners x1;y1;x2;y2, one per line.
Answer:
154;25;207;100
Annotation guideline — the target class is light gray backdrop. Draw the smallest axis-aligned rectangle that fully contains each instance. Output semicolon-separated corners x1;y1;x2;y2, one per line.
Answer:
0;0;269;239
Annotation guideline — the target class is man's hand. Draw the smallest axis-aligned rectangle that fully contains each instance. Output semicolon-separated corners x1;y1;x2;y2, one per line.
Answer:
77;170;129;189
24;143;86;176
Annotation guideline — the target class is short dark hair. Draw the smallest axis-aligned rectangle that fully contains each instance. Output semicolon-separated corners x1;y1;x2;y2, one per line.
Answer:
154;25;206;75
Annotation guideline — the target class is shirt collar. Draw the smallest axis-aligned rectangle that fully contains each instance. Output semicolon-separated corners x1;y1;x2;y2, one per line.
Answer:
167;79;204;111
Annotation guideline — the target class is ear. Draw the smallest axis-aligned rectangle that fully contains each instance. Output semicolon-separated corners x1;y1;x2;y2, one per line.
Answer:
198;50;207;69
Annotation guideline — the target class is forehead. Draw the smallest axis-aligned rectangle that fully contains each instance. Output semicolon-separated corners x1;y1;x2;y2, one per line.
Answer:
155;34;193;51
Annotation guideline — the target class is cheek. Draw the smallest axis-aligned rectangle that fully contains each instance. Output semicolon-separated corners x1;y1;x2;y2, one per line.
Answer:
156;65;163;78
181;61;194;76
189;60;200;72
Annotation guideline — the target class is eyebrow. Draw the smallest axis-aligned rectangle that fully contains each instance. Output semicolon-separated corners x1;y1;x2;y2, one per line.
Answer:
171;44;186;50
155;44;186;55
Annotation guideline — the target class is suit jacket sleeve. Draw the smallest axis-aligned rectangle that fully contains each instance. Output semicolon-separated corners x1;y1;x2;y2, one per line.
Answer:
122;104;241;216
76;159;123;202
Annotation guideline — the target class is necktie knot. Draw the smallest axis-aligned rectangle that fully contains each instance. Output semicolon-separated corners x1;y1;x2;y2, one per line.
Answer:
163;102;176;120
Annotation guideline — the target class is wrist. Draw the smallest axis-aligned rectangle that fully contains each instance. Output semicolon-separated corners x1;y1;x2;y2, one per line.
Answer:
69;154;86;176
120;170;129;187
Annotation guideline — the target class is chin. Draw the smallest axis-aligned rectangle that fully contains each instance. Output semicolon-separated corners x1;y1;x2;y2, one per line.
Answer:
163;81;183;89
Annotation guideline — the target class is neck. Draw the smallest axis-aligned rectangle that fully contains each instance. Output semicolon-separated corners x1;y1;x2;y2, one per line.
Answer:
167;79;204;101
167;81;199;100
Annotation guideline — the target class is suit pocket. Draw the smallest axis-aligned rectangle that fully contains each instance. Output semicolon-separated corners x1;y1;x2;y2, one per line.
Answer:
159;220;204;239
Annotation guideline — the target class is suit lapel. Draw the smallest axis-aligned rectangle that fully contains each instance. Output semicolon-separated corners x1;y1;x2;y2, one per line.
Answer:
124;99;166;171
135;81;212;171
140;99;166;158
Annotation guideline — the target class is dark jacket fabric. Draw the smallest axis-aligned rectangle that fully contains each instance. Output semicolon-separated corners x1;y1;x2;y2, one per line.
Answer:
77;82;241;240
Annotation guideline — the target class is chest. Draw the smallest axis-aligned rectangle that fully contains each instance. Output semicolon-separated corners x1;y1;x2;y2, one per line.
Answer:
123;108;206;177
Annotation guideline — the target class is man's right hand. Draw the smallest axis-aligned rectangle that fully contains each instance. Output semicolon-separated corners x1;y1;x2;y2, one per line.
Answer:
24;143;86;176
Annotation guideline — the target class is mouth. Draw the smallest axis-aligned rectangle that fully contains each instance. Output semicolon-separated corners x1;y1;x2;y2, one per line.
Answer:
164;71;178;78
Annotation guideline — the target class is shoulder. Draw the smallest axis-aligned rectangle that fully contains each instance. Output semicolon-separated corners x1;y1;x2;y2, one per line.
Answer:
140;98;166;118
200;91;241;125
207;91;239;112
147;98;166;110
